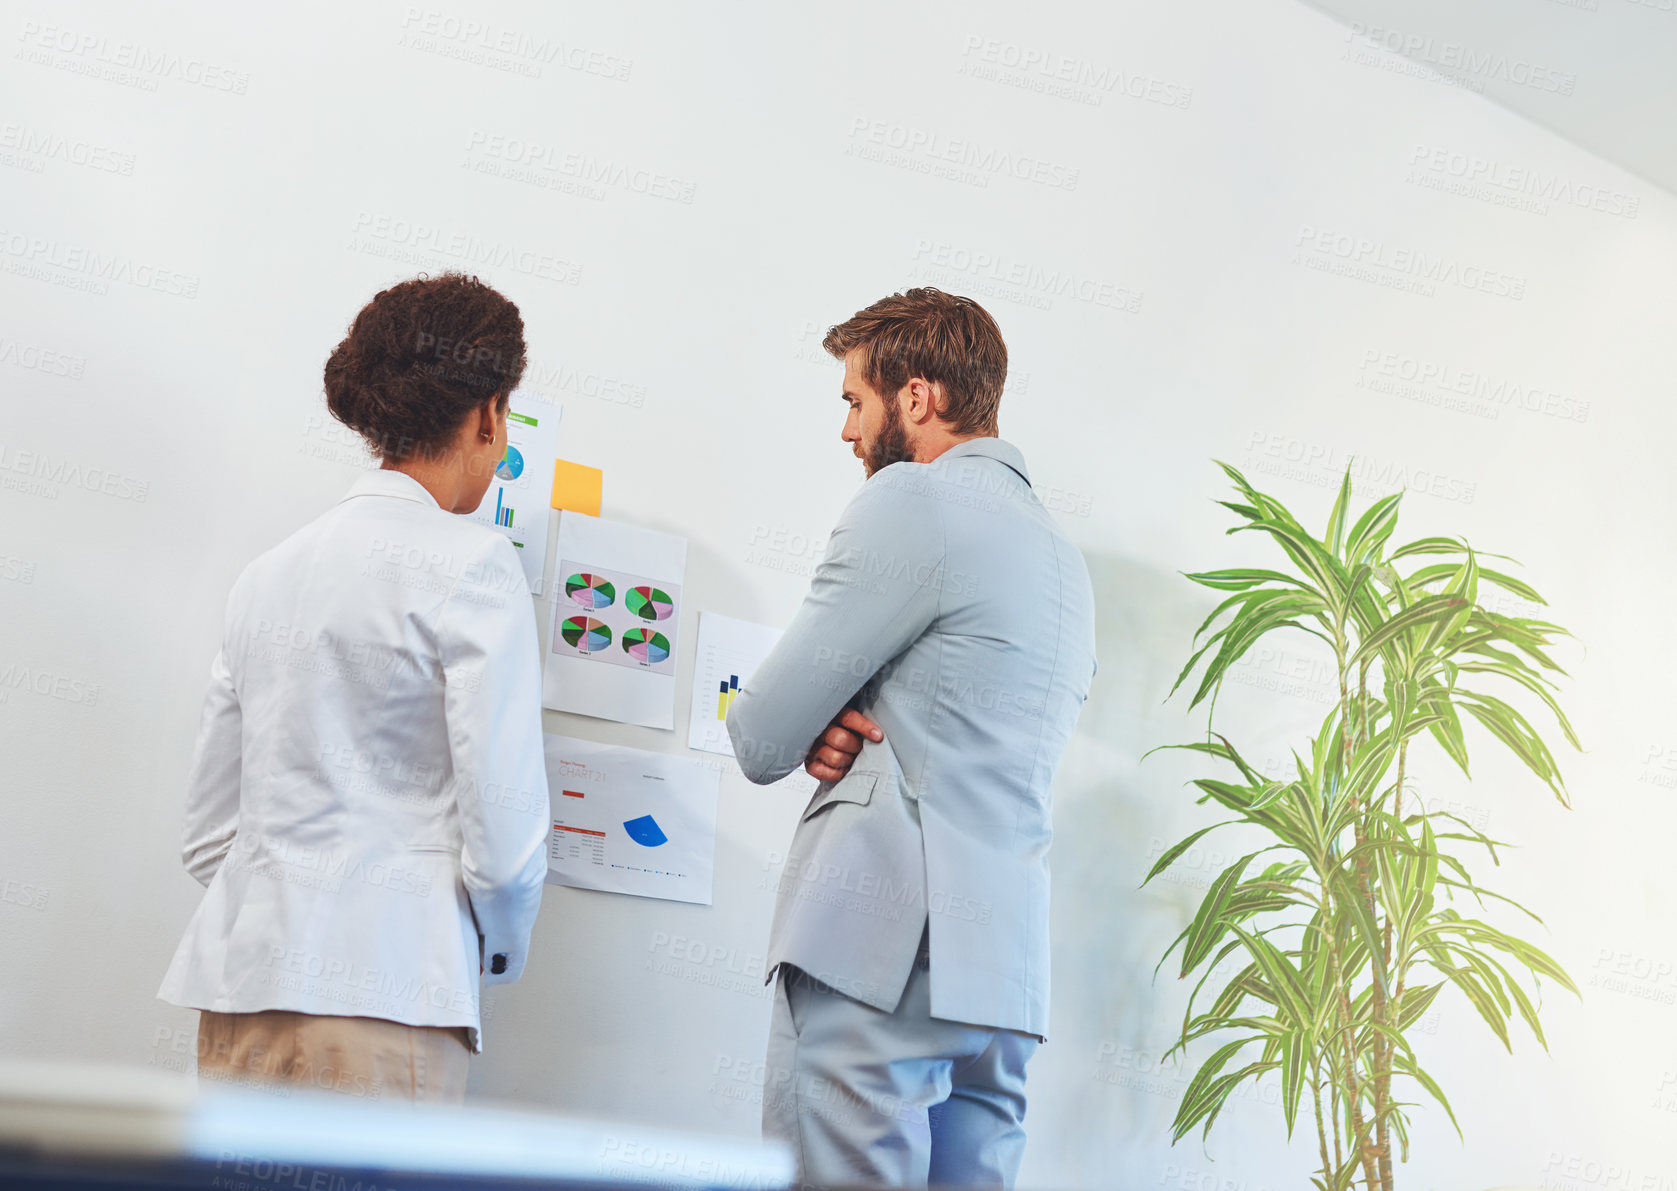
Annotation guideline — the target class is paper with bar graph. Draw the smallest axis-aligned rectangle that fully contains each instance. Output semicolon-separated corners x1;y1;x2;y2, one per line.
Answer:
686;612;784;758
463;394;562;595
544;512;688;729
542;733;719;904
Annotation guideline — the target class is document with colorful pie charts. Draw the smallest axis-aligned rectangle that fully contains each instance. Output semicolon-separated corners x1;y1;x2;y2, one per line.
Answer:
463;392;562;595
543;511;688;729
542;733;719;905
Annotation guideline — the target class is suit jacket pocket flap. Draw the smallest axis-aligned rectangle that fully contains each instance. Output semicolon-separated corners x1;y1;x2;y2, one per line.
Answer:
801;770;879;821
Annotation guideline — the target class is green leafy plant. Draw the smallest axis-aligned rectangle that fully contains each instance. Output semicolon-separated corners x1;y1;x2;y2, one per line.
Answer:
1146;462;1581;1191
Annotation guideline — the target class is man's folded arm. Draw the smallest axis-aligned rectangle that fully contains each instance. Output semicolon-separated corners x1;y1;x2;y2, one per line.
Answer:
727;472;943;784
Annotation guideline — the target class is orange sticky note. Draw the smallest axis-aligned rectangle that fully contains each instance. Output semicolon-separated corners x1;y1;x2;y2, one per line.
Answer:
550;459;603;516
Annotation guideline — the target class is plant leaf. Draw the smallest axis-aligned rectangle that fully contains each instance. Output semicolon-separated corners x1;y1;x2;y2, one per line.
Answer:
1143;820;1242;886
1181;853;1258;975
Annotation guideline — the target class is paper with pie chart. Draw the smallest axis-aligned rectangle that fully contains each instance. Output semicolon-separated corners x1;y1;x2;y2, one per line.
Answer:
541;733;719;904
463;393;562;595
553;566;681;678
543;512;688;729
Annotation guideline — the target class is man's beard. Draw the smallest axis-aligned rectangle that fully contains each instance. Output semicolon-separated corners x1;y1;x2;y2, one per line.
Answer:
863;401;914;477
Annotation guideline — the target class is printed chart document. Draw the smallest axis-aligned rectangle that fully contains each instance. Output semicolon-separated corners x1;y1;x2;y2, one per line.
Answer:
542;734;719;905
543;512;688;729
464;394;562;595
686;612;784;757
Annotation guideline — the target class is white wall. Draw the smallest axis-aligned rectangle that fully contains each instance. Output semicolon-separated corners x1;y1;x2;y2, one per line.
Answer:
3;1;1673;1187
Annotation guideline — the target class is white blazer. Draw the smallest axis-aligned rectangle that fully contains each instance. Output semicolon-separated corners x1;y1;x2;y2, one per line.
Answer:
157;468;550;1052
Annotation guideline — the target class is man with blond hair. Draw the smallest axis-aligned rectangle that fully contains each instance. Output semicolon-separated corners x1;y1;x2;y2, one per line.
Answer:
728;287;1097;1188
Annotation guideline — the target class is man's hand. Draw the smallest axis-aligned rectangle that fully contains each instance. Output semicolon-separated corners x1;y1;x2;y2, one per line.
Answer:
804;708;883;783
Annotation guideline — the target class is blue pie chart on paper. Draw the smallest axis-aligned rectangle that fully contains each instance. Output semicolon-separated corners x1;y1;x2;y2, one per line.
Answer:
623;815;668;847
496;444;524;481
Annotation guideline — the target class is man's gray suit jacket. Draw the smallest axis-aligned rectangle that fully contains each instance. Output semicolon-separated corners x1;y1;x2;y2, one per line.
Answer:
727;436;1096;1040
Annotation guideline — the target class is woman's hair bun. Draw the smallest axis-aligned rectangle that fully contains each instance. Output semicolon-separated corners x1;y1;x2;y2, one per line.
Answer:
323;272;527;462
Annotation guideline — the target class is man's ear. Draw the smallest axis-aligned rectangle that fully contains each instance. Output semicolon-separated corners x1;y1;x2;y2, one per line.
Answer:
926;380;949;420
902;378;940;425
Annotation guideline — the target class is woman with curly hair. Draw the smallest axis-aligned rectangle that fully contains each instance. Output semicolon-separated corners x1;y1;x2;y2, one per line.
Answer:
157;272;550;1102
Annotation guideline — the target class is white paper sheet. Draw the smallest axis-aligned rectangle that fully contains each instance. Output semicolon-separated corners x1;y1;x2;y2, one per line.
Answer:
463;394;562;595
543;513;688;729
542;734;719;905
686;612;784;757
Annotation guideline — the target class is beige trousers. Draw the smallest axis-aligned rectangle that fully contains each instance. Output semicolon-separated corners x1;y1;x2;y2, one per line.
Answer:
196;1009;471;1104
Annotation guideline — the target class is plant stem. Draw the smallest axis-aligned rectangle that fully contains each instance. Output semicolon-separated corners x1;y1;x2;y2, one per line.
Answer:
1373;739;1412;1191
1312;1061;1332;1185
1330;1076;1344;1176
1337;655;1384;1191
1328;938;1381;1190
1361;667;1401;1187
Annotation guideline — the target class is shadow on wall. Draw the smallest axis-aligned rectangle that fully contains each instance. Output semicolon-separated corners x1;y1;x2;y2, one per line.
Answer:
1043;548;1223;1159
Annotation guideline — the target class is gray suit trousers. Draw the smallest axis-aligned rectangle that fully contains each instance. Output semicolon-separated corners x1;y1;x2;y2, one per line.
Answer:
764;934;1037;1190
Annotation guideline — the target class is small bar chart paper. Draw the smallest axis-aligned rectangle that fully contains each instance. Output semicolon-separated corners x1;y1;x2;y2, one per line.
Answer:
463;394;562;595
542;734;719;905
686;612;783;757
